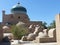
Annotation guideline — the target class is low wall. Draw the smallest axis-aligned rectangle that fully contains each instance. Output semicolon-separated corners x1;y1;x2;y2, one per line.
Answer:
35;37;56;43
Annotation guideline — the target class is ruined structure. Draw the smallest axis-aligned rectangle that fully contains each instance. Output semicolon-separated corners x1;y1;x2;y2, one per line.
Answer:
33;28;56;43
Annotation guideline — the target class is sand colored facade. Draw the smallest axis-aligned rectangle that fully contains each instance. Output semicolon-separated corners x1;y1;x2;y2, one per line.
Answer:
55;14;60;45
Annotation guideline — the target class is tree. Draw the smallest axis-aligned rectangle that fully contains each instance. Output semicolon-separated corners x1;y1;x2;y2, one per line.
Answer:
50;20;56;28
42;22;47;29
11;25;28;39
47;20;56;30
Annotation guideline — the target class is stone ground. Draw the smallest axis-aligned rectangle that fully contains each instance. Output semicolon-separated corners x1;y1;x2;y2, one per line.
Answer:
0;40;57;45
2;32;57;45
11;40;57;45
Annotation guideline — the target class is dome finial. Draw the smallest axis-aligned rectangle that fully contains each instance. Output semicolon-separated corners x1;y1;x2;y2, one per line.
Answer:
17;2;20;5
11;2;27;14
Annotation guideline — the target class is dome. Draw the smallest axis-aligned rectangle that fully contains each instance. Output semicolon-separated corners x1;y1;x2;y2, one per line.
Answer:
38;32;47;38
16;21;25;26
27;33;36;40
48;28;56;37
3;26;10;30
11;3;27;14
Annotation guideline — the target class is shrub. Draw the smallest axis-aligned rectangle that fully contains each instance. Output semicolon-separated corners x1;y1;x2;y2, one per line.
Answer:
11;25;28;39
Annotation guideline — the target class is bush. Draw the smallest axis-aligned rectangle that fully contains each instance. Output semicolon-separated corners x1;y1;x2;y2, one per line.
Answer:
11;25;28;39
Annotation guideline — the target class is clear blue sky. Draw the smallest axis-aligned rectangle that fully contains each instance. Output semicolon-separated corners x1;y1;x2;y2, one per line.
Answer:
0;0;60;25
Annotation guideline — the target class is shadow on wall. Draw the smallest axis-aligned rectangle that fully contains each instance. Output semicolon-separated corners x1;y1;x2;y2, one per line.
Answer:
0;36;11;45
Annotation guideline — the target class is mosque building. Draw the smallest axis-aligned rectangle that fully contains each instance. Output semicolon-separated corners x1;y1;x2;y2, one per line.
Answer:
1;2;44;33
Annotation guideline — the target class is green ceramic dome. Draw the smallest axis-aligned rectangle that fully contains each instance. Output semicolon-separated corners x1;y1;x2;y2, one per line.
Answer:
11;3;27;14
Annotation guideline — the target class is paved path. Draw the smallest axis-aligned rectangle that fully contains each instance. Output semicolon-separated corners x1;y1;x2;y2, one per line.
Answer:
0;42;57;45
23;43;57;45
11;40;57;45
11;43;57;45
0;40;57;45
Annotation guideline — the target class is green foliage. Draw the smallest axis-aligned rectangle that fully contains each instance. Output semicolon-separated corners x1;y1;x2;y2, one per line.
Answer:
42;22;47;29
11;25;28;39
42;20;56;30
47;20;56;30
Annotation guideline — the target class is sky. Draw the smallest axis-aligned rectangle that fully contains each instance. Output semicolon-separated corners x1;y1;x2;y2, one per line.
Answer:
0;0;60;25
